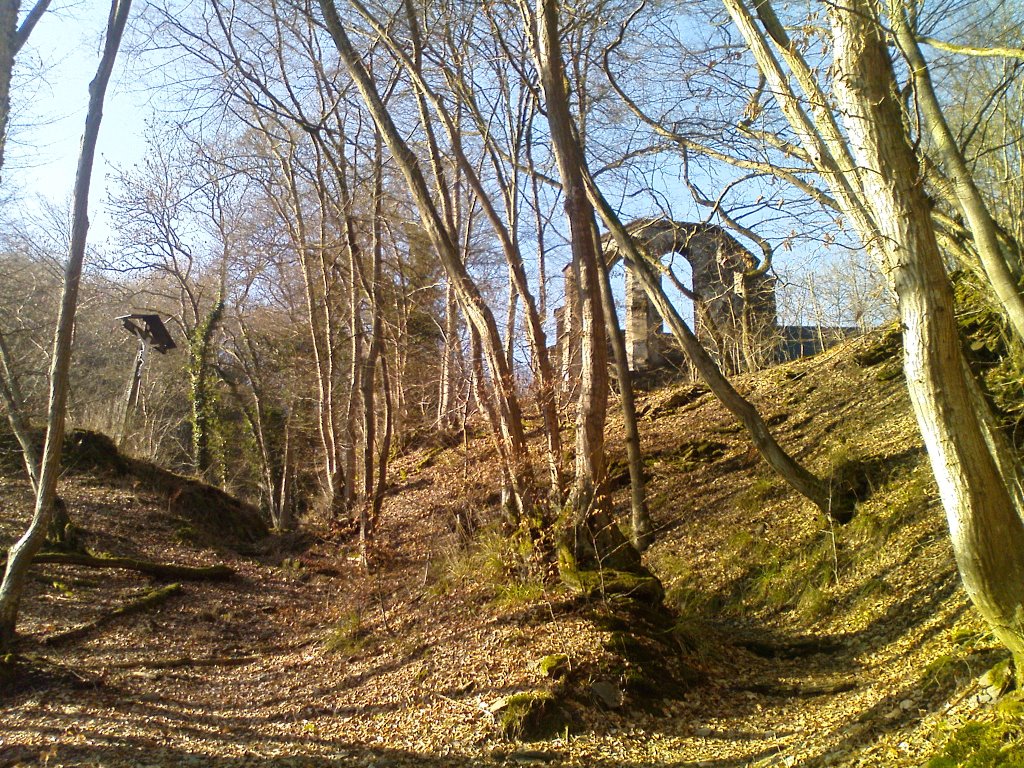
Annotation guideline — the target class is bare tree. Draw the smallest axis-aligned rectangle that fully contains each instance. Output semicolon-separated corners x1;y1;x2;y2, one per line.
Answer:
709;0;1024;675
526;0;643;573
317;0;544;538
0;0;133;650
0;0;51;179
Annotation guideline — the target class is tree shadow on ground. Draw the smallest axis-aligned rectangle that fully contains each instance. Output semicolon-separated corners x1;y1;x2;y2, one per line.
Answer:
0;739;801;768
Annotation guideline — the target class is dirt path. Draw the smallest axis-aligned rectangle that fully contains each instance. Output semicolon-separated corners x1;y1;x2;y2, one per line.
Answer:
0;469;988;768
0;338;1003;766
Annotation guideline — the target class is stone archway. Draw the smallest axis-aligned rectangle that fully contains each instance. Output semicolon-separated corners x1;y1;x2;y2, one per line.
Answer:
557;217;778;380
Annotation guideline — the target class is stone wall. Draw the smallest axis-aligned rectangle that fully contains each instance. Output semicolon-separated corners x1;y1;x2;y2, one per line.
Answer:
557;218;778;381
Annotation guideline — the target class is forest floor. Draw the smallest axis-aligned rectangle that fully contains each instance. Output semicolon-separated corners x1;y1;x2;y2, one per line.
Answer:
0;331;1015;767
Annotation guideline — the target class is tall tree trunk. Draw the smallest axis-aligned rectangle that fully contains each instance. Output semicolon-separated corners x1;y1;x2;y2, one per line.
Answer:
0;0;132;650
830;0;1024;675
344;228;362;512
530;0;641;574
263;137;346;517
594;241;653;551
188;299;225;481
358;133;386;564
888;2;1024;345
277;408;294;531
0;0;18;184
584;176;846;521
437;280;459;431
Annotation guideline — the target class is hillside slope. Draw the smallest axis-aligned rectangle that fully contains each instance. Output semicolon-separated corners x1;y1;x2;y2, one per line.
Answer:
0;331;1013;767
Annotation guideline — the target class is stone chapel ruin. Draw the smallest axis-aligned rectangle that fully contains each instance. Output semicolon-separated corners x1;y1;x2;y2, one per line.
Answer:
555;217;838;384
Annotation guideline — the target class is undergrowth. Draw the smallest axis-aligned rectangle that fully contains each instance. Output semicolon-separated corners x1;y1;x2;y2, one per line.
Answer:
927;692;1024;767
431;524;548;608
323;610;371;655
655;455;935;626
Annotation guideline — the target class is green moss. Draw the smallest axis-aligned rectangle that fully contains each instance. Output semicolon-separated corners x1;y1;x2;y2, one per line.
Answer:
174;521;201;545
847;465;932;549
853;325;902;367
495;690;564;741
0;653;17;684
735;477;783;514
561;568;664;605
669;440;729;470
493;580;546;608
414;445;446;473
872;359;903;381
926;697;1024;768
537;654;570;679
923;654;964;691
622;667;659;697
986;660;1016;699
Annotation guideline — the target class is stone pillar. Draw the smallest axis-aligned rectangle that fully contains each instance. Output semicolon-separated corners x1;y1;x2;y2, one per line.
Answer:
624;261;662;371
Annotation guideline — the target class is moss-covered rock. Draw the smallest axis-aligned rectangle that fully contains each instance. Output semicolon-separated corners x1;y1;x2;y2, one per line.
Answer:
670;439;729;469
490;690;567;741
537;653;570;679
853;325;903;367
561;568;665;605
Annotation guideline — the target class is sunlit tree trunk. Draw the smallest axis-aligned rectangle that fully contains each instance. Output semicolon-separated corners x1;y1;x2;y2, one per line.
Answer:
888;2;1024;344
594;243;653;551
829;0;1024;678
437;280;460;431
529;0;641;574
0;0;132;649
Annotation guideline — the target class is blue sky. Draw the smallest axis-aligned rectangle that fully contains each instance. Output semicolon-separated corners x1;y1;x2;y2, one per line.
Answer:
1;0;883;332
6;0;150;245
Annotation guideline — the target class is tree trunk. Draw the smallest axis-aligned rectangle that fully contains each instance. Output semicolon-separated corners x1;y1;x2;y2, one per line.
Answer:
188;299;224;482
0;328;40;491
0;1;17;188
888;1;1024;345
830;0;1024;676
0;0;132;650
595;243;653;551
584;176;846;521
531;0;641;574
437;280;459;431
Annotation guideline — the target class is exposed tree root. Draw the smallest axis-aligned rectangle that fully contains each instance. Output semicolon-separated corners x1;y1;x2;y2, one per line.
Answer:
29;552;234;581
42;583;183;646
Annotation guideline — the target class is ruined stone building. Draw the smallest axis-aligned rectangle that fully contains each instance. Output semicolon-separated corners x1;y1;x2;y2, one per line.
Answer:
555;217;854;385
